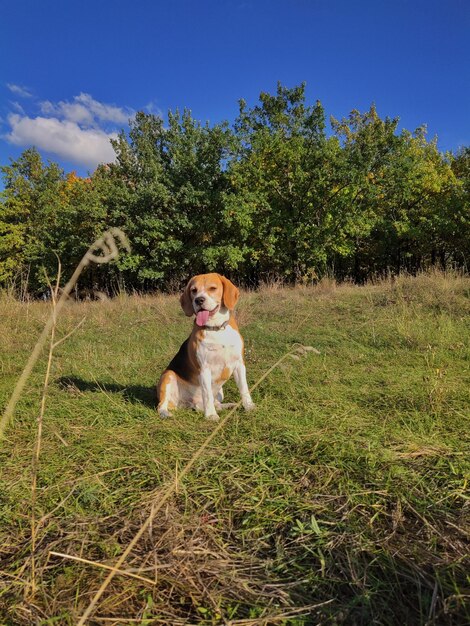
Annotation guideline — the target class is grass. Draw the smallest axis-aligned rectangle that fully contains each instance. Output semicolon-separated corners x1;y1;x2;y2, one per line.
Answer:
0;271;469;625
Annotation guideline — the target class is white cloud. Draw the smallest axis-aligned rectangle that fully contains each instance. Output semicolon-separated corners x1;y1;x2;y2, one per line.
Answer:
40;93;133;128
144;101;163;117
40;99;94;126
3;91;135;169
10;101;25;114
75;93;133;125
7;83;33;98
5;113;117;168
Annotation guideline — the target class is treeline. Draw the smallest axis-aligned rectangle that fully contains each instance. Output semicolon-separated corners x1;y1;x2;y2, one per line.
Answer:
1;83;469;295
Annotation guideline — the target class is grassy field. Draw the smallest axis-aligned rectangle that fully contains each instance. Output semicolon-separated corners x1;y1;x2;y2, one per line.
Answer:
0;272;469;625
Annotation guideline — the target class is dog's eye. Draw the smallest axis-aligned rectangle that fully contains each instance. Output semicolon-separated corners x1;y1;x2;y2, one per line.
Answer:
209;286;217;291
190;287;197;293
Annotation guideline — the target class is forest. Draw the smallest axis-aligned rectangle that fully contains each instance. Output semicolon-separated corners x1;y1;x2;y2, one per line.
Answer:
1;83;469;295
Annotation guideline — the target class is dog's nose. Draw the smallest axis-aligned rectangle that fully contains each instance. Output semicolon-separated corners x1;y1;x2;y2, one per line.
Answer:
195;296;205;306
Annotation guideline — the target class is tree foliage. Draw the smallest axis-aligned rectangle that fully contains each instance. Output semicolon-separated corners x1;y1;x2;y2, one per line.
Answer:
0;84;468;294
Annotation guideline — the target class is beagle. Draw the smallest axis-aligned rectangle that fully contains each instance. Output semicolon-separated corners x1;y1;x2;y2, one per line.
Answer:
157;273;255;420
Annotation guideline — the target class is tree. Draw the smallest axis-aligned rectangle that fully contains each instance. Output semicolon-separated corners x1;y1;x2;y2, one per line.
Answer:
227;82;336;281
331;109;458;276
443;147;470;268
0;148;106;293
94;109;232;289
1;86;468;295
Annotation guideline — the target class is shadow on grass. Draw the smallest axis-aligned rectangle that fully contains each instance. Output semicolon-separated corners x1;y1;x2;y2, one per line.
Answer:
56;376;156;409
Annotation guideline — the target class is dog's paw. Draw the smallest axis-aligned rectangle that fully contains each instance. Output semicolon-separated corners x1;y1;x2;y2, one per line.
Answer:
243;401;256;412
205;413;220;421
158;408;171;419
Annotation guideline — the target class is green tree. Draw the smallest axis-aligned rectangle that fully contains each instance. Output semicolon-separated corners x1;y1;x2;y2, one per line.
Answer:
0;148;106;292
227;82;337;281
443;147;470;268
94;109;232;289
0;148;63;289
331;109;458;276
1;86;468;295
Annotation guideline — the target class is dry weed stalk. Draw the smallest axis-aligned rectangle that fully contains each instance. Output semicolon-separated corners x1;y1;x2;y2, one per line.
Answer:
0;229;129;602
0;228;130;441
28;262;93;597
48;552;156;586
29;261;61;596
76;343;318;625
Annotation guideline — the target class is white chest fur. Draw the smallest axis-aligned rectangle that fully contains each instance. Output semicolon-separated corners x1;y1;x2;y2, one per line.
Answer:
196;326;243;377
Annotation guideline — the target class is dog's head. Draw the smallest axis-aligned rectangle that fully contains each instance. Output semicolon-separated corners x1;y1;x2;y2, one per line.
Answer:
180;273;239;326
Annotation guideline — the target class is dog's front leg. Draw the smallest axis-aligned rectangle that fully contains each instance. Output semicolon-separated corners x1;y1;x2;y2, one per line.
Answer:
233;360;255;411
199;368;219;421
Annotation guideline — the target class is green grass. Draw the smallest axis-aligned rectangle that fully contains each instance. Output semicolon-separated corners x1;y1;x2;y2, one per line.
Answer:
0;272;469;625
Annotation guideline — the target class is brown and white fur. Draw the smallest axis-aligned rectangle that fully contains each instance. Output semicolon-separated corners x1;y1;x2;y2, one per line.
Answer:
157;273;255;420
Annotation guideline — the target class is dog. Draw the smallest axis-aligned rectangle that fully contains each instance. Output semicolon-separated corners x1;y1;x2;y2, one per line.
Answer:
157;273;255;420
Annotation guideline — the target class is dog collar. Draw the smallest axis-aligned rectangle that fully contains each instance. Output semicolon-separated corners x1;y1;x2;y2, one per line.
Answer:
201;320;229;331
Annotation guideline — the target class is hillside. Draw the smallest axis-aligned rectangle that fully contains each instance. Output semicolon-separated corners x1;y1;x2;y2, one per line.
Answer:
0;272;469;625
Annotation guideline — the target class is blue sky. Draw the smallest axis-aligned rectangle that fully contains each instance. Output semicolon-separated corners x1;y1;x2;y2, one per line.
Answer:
1;0;469;177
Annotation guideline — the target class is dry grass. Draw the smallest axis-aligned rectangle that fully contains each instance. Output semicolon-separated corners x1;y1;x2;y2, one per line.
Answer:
0;270;469;625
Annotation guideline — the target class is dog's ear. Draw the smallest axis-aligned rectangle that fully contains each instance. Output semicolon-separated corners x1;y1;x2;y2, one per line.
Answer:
219;275;239;310
180;281;194;316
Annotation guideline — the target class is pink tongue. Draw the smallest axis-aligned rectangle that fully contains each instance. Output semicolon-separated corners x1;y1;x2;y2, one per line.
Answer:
196;310;210;326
